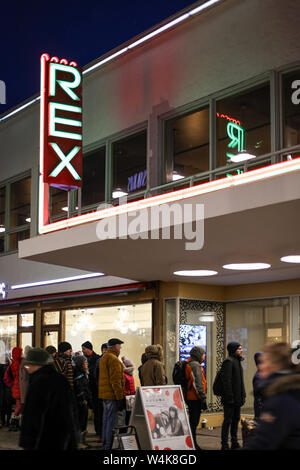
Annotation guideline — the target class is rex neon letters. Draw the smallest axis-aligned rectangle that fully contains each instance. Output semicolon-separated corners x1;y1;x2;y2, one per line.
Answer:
40;54;82;190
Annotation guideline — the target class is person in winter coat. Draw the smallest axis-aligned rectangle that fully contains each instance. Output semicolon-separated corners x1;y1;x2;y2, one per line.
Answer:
73;355;93;447
252;351;263;419
99;338;126;450
242;342;300;450
53;341;74;389
138;353;147;386
9;346;23;431
81;341;101;436
0;355;13;427
184;346;207;450
122;356;136;425
220;342;246;450
140;345;167;386
19;347;78;450
19;345;32;411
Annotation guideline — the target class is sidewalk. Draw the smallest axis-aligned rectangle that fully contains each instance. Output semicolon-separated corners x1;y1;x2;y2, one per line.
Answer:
0;422;242;451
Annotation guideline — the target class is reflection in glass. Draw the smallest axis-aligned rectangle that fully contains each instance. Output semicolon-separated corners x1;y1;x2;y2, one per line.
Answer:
216;85;270;169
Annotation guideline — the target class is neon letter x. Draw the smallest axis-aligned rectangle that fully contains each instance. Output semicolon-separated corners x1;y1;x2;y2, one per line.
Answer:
50;143;81;180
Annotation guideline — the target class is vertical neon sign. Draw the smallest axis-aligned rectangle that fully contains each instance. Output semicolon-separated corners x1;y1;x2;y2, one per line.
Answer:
40;54;82;191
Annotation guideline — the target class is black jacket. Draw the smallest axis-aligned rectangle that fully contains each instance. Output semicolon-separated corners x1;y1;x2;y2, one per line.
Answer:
73;366;93;408
86;351;100;396
220;355;246;406
242;372;300;450
19;365;78;450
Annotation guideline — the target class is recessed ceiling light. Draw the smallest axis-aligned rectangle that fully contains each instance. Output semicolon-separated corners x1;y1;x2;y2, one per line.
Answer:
173;270;218;276
223;263;270;270
281;255;300;263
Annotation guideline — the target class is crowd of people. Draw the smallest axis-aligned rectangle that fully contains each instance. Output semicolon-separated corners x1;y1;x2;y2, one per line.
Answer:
0;336;299;451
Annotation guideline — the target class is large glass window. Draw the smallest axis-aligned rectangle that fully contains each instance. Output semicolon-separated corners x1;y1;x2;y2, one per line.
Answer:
65;303;152;382
216;85;270;171
165;107;209;182
226;298;289;413
50;187;68;218
0;315;17;354
0;175;31;253
283;70;300;148
112;131;147;198
82;147;106;207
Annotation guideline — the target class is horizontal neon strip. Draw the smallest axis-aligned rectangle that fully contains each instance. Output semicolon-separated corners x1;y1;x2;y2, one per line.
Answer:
0;0;222;123
11;272;104;290
38;157;300;235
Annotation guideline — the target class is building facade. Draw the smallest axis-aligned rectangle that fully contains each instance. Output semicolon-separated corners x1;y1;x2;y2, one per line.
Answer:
1;0;300;417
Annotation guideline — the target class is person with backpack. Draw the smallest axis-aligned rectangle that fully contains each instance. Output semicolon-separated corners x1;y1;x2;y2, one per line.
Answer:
183;346;207;450
53;342;74;389
218;342;246;450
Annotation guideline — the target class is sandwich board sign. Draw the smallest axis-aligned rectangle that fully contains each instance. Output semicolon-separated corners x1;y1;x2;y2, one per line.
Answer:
129;385;195;450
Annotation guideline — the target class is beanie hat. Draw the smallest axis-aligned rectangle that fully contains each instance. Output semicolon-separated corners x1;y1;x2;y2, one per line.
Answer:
23;348;51;366
81;341;93;350
101;343;108;351
73;355;87;369
190;346;206;362
45;345;57;355
58;341;72;354
227;342;241;356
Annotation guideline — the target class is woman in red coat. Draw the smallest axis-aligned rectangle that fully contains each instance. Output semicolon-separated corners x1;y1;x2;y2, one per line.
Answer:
122;356;135;425
10;346;23;430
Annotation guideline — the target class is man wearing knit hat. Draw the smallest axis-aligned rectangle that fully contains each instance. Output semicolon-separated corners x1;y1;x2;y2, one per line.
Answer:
53;341;74;389
81;341;100;436
19;348;78;450
219;342;246;450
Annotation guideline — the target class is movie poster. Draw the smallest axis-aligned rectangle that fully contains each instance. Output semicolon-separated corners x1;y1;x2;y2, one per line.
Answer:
141;386;194;450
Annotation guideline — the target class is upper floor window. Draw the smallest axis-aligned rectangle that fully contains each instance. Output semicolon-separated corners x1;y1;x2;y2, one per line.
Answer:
283;70;300;148
165;106;209;182
216;84;271;169
112;130;147;198
82;146;106;207
0;175;31;254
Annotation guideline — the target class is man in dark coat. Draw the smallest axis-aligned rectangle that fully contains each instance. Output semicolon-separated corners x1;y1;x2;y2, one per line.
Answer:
19;348;78;450
220;341;246;450
81;341;100;435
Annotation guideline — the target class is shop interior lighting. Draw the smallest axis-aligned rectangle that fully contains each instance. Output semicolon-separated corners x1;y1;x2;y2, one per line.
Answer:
112;188;128;199
281;255;300;263
223;263;271;270
173;270;218;276
199;314;215;322
25;218;31;223
11;272;105;290
0;225;5;233
172;171;185;181
230;151;256;163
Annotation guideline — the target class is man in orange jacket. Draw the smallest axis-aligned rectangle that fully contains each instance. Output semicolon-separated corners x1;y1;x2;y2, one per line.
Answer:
184;346;207;450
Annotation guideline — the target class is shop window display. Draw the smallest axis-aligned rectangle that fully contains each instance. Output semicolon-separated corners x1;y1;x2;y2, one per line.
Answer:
65;303;152;382
226;298;289;413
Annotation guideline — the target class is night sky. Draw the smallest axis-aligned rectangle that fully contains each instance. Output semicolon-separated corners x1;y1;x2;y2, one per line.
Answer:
0;0;197;115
